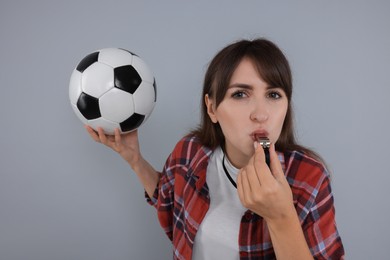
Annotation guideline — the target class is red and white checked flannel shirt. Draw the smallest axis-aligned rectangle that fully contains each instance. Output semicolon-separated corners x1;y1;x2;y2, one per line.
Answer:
146;135;345;259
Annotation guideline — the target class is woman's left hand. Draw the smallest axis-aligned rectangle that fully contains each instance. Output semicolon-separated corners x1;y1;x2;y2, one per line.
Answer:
237;143;296;223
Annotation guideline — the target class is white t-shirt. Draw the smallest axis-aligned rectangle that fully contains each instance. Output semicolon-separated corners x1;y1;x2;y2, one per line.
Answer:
192;147;247;260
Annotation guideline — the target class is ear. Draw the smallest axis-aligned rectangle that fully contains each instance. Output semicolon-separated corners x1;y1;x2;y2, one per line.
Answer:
205;94;218;123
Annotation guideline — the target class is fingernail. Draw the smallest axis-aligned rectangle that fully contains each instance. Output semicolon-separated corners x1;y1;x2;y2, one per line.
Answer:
254;141;258;149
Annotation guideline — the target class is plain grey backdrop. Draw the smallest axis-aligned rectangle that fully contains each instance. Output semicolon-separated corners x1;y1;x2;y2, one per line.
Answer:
1;0;389;259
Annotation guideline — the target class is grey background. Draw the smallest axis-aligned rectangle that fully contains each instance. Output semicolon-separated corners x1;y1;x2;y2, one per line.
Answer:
1;1;389;259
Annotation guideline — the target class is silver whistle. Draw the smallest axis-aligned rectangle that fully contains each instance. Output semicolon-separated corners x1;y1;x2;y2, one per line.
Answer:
257;137;270;149
255;136;271;167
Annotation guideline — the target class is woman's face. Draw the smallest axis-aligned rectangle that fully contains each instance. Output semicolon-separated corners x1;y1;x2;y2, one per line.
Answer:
206;58;288;168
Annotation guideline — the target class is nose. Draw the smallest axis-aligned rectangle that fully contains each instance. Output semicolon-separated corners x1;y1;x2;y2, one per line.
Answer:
250;100;269;122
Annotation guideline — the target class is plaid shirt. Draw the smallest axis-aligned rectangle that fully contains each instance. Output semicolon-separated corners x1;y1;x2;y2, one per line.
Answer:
147;135;344;259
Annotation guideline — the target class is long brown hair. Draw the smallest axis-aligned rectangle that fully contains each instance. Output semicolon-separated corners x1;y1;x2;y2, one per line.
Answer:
191;38;323;162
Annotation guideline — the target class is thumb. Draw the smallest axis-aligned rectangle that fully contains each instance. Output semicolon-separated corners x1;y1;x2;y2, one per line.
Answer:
253;141;266;169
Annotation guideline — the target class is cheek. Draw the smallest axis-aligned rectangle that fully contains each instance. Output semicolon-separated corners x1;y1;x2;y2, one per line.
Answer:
217;112;238;133
215;107;245;137
277;102;288;125
278;110;288;128
216;103;239;123
272;105;288;139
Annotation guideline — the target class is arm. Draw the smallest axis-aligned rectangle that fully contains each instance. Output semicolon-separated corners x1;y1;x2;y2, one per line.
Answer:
302;173;345;259
266;211;313;260
237;143;313;260
85;126;159;198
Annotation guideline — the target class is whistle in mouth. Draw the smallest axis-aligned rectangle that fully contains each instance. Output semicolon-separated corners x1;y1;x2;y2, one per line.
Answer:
257;137;271;149
256;136;271;167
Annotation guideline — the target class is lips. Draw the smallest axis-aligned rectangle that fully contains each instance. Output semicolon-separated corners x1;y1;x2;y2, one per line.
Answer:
250;130;269;142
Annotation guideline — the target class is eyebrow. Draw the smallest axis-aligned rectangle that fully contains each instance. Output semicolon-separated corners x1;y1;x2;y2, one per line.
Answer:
228;83;253;90
228;83;282;90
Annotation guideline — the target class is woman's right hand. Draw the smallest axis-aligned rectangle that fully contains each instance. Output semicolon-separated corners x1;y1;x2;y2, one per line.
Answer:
85;125;141;169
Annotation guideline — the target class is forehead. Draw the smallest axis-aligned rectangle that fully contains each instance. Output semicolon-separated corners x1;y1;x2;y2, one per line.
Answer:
229;58;268;87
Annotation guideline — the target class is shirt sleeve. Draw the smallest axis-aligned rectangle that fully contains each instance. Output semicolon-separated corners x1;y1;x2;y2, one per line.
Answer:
303;174;345;259
145;173;162;207
144;142;183;241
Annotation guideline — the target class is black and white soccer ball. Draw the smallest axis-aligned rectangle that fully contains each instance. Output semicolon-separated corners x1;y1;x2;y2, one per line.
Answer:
69;48;156;134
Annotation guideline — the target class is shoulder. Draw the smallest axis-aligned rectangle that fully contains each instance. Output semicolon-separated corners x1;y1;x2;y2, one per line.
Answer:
169;134;213;166
172;135;205;153
283;150;332;205
284;150;329;184
283;150;335;217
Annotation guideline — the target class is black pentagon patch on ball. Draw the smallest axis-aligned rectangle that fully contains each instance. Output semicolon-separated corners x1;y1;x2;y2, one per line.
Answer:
120;113;145;132
76;52;99;73
114;65;142;94
77;92;101;120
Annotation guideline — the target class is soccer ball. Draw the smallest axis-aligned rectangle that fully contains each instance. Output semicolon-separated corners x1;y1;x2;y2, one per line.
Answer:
69;48;156;134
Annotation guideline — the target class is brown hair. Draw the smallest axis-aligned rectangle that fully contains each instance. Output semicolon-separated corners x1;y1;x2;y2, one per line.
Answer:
191;38;323;162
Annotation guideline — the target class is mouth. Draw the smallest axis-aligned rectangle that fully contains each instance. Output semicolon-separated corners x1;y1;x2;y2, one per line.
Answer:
251;133;271;149
250;130;269;142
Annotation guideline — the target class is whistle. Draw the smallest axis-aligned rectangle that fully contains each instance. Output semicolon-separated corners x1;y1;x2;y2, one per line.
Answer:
256;136;271;167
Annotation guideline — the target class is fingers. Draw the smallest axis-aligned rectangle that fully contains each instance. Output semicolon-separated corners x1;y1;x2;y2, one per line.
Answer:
85;125;100;142
238;145;263;207
237;170;245;203
251;141;286;186
114;128;122;145
97;127;109;144
237;168;252;206
253;141;264;174
85;126;119;147
245;155;262;189
238;142;290;215
253;141;273;184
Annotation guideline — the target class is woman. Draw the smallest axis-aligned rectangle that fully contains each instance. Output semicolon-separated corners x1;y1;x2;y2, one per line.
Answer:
86;38;345;259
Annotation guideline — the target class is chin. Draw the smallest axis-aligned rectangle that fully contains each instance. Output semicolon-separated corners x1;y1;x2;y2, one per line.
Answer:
244;146;256;158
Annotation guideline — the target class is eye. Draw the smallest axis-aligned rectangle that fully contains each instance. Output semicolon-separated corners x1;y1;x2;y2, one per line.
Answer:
231;90;248;99
267;91;283;100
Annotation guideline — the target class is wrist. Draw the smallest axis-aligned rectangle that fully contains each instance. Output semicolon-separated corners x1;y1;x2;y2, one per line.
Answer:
127;153;143;171
265;208;313;260
265;206;299;231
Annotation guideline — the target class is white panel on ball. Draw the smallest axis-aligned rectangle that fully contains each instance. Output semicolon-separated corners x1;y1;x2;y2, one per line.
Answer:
132;56;154;84
133;82;156;115
88;117;120;135
69;70;82;105
98;48;133;68
81;62;114;98
99;88;135;123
